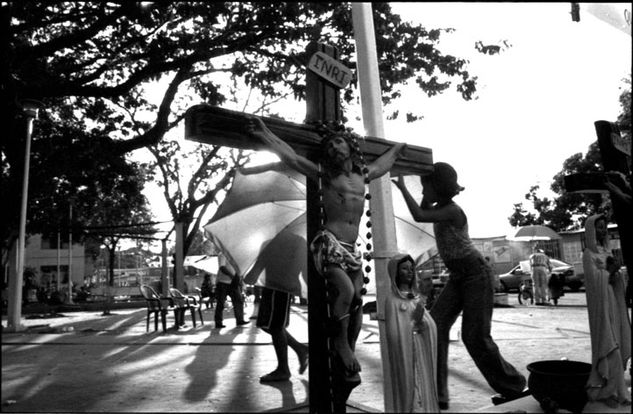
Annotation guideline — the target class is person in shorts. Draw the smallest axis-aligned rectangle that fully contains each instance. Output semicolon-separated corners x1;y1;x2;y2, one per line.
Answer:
256;286;308;382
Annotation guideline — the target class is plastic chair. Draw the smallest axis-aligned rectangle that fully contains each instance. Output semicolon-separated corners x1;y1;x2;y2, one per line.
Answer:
169;288;204;327
139;285;176;332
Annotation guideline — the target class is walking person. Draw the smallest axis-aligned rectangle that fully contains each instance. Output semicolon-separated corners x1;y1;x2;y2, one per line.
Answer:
257;286;309;382
529;247;552;305
214;265;249;329
547;271;565;306
583;214;631;408
393;162;527;410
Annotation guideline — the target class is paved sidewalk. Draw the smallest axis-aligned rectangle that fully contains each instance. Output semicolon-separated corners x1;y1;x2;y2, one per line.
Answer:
2;293;631;412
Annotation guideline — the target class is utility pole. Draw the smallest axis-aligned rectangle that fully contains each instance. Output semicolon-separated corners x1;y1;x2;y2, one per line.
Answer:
67;202;74;304
351;4;400;411
7;100;40;332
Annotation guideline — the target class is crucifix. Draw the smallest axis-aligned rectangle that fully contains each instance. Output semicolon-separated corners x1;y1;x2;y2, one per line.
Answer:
185;41;432;413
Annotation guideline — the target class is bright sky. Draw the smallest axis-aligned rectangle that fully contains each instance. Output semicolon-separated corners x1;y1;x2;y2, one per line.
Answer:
378;2;631;238
143;2;631;244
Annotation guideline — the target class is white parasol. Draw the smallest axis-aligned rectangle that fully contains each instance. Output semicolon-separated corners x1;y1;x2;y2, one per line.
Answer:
509;225;561;242
204;168;435;298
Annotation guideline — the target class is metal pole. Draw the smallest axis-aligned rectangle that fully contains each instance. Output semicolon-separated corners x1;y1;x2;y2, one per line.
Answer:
175;221;185;291
67;203;74;304
57;229;61;291
351;3;399;411
161;239;168;296
7;102;39;332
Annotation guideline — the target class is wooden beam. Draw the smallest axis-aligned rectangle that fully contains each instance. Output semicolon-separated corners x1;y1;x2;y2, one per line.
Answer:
185;104;433;176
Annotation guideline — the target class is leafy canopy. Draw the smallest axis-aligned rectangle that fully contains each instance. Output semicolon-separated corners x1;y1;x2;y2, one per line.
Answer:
2;2;481;268
508;78;631;231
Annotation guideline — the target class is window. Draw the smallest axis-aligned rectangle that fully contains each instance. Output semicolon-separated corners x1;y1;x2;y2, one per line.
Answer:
40;236;69;250
40;265;69;284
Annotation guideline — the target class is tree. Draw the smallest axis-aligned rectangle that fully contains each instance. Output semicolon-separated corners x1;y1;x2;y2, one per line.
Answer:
508;78;631;231
148;140;249;256
3;2;484;278
0;104;156;286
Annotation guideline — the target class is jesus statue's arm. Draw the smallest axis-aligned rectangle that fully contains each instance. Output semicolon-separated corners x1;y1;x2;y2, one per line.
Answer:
246;117;319;181
239;162;285;175
366;142;407;181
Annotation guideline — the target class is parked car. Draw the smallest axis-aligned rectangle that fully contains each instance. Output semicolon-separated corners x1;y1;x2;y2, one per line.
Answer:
498;259;582;292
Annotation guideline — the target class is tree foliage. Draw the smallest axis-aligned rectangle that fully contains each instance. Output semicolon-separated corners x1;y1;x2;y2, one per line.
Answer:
508;78;631;231
3;2;483;273
148;140;249;255
0;102;157;285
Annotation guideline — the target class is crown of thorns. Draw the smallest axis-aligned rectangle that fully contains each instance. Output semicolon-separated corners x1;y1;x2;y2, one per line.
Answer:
311;121;363;143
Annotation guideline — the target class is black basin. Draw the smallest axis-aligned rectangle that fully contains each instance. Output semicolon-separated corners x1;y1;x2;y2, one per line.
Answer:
527;360;591;414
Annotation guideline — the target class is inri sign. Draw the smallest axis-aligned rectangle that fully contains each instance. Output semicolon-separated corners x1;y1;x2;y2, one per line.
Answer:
307;51;352;89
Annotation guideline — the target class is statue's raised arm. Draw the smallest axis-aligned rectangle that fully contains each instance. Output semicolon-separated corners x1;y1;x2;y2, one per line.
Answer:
367;142;407;181
246;117;319;181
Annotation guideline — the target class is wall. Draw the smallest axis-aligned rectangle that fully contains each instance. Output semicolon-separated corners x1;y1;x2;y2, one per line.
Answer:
10;234;86;289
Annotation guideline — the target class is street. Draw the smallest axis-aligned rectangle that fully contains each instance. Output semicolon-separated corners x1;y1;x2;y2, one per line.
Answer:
2;291;631;412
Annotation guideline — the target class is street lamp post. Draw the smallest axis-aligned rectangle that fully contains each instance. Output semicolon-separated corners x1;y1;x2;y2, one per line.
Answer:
7;100;41;332
67;201;74;304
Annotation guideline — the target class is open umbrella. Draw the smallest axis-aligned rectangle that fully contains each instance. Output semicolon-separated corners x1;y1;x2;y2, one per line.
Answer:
510;225;561;242
183;255;219;274
204;168;435;298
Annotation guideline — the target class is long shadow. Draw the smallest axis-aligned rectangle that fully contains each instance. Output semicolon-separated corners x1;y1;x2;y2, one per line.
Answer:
182;329;240;403
259;379;309;412
1;308;212;412
213;225;310;411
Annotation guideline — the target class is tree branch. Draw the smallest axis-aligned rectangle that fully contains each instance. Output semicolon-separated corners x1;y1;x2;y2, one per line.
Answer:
16;4;128;58
111;67;192;154
187;147;221;198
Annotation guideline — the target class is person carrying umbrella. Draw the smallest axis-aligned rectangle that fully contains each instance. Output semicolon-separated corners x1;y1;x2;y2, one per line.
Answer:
529;246;552;306
247;117;406;396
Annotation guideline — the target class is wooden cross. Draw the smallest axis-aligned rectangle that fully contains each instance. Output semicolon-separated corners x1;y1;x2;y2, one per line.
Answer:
564;121;632;298
185;41;432;413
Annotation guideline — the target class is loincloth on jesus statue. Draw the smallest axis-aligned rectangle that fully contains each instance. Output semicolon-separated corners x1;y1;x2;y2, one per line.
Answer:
310;229;362;275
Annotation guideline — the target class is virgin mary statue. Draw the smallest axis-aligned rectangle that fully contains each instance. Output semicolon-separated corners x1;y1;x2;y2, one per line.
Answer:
384;253;439;412
583;214;631;408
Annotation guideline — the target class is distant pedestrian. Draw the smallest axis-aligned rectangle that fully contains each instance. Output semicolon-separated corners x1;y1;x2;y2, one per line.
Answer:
529;247;552;305
214;265;249;328
547;272;565;306
200;273;214;309
393;162;527;409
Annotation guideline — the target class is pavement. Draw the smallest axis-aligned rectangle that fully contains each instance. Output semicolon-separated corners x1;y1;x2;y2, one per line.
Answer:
1;291;631;413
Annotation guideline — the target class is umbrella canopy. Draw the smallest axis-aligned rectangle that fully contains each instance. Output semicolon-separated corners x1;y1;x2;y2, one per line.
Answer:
204;168;435;298
510;225;561;241
183;255;219;274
